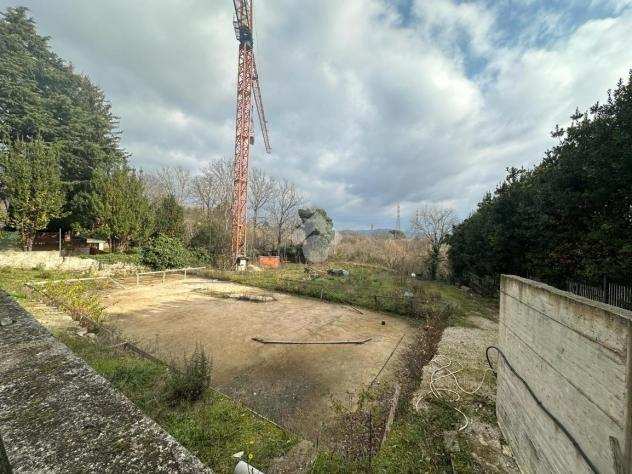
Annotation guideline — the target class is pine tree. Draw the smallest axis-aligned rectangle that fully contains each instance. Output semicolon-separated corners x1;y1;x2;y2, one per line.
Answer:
91;168;153;251
0;139;65;250
0;7;126;225
154;194;186;239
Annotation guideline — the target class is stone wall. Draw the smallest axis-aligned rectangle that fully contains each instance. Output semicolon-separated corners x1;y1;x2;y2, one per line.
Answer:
0;250;99;271
497;275;632;473
0;292;210;473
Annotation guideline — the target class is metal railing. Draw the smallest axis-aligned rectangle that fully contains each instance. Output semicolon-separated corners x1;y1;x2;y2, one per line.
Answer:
28;266;209;288
567;279;632;310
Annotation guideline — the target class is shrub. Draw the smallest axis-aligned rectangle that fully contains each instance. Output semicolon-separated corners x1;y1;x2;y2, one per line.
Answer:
85;250;142;266
140;234;194;270
165;344;212;405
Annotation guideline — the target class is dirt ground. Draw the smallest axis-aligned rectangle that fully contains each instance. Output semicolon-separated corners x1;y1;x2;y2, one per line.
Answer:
99;276;413;438
414;313;518;472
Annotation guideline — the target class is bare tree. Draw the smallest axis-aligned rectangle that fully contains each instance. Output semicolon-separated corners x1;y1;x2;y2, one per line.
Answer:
140;171;164;203
248;168;275;251
268;179;303;248
186;160;304;258
191;159;233;214
188;159;234;257
410;205;458;280
150;165;192;205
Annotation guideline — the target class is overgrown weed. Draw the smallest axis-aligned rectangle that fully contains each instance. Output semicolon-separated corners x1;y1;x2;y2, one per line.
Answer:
58;333;295;472
41;281;106;324
165;344;212;406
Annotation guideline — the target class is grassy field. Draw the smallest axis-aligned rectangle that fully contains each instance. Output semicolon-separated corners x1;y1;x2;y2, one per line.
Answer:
79;250;142;266
58;333;296;473
312;398;492;473
0;266;79;299
204;262;497;325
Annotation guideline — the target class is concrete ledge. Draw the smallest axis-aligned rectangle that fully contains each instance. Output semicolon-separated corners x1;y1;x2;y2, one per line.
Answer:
502;274;632;324
0;292;210;473
498;275;631;473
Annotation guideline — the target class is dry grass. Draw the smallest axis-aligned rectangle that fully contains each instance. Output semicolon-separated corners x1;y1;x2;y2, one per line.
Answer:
331;234;449;278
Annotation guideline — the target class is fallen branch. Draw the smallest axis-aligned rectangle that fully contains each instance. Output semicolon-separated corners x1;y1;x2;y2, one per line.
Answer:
251;337;371;345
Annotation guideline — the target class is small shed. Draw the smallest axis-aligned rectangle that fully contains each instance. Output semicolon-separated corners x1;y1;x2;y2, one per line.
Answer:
85;239;107;253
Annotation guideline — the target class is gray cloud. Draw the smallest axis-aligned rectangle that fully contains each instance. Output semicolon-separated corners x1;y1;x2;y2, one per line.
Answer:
2;0;631;229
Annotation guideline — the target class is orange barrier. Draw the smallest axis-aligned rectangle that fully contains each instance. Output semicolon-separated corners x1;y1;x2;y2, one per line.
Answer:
258;255;281;268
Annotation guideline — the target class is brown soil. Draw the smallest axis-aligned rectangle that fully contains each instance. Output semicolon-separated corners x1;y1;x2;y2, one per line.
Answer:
99;276;414;439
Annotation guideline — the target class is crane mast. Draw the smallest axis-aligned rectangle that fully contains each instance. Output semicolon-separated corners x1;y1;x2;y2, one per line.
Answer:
230;0;270;264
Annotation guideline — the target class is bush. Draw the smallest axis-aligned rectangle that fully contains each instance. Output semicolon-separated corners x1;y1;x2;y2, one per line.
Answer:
84;250;142;266
189;215;231;259
165;344;212;405
0;230;20;250
140;234;195;270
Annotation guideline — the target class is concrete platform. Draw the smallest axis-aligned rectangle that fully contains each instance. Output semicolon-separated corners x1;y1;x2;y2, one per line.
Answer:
101;277;413;438
0;291;209;473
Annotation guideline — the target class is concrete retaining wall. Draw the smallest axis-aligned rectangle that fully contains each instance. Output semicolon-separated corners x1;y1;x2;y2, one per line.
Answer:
0;292;210;472
498;275;632;473
0;250;140;275
0;250;99;271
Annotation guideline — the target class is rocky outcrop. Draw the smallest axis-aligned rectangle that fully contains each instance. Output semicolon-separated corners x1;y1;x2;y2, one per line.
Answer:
298;208;335;264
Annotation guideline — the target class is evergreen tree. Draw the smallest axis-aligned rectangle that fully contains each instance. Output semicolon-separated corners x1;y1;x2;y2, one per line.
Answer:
0;7;126;225
91;168;153;251
154;194;186;239
0;139;65;250
449;72;632;287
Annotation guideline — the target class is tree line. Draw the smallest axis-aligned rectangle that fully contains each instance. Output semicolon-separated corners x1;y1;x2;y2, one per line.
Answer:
449;72;632;291
143;163;304;260
0;7;304;259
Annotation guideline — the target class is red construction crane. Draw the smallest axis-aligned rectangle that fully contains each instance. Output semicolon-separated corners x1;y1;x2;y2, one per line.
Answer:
230;0;271;264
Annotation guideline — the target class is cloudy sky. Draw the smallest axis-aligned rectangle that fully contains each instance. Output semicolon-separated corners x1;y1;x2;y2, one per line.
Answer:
3;0;632;229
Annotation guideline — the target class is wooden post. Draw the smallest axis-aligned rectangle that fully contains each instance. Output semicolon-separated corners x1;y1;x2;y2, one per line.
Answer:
624;323;632;474
58;228;62;257
136;273;140;286
184;268;188;279
162;271;166;284
380;383;401;449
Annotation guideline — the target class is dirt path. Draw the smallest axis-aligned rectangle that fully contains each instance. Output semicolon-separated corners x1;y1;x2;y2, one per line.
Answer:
99;276;414;439
414;314;518;472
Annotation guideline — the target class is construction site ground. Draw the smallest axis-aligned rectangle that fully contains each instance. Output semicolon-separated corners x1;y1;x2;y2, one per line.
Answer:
413;312;519;472
99;275;414;438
